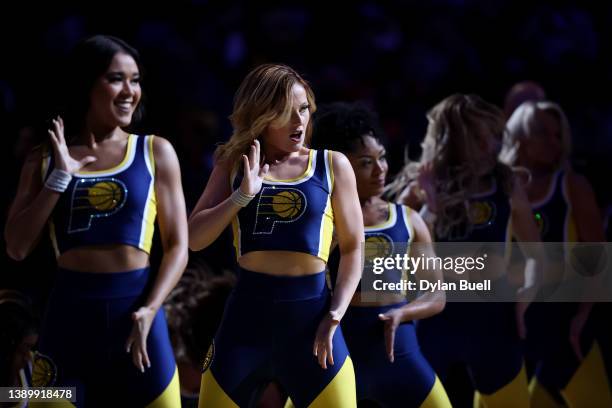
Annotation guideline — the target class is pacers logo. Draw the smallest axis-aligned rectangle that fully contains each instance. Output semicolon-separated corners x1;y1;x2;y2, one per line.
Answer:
68;178;127;233
364;233;394;265
87;181;123;210
32;352;57;387
470;200;496;228
254;187;307;234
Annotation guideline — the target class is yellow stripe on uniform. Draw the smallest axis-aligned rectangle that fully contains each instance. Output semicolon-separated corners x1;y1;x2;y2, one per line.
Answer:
198;369;239;408
475;364;529;408
146;366;181;408
420;376;452;408
139;135;157;253
139;179;157;253
528;377;566;408
148;135;156;176
328;150;334;193
307;357;357;408
561;341;612;408
317;196;334;261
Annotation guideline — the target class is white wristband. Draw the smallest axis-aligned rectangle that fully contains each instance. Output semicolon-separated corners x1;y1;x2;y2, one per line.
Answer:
45;169;72;193
230;189;255;207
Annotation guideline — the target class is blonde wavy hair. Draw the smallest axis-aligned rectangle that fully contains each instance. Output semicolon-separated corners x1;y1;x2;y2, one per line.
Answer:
388;94;514;239
501;100;572;170
215;64;316;173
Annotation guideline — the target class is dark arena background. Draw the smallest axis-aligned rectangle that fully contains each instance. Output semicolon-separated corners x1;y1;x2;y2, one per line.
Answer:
1;1;611;407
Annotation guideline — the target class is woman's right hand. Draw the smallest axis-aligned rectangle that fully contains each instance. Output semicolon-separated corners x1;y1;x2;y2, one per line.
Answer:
239;139;269;196
48;116;96;173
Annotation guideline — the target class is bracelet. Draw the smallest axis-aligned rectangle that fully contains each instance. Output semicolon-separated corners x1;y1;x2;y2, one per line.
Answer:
45;169;72;193
230;188;255;207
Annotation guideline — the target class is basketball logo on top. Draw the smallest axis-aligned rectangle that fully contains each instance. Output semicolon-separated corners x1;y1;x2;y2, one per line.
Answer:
470;200;496;228
364;233;394;266
68;177;127;233
253;187;307;234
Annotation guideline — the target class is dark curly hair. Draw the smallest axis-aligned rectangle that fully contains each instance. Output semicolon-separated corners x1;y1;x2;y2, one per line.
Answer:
310;101;386;153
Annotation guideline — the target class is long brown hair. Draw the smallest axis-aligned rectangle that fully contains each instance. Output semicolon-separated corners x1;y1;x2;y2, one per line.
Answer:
389;94;514;239
215;64;316;173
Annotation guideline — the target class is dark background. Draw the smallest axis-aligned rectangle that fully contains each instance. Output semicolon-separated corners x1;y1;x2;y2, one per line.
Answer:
1;1;611;405
3;0;612;326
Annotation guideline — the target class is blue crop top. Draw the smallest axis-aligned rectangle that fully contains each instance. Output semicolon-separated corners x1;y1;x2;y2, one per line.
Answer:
42;134;157;256
436;179;511;243
231;149;335;262
531;170;577;242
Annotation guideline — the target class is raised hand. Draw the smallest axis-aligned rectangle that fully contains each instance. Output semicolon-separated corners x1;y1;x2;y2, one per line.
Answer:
48;116;96;173
239;139;269;196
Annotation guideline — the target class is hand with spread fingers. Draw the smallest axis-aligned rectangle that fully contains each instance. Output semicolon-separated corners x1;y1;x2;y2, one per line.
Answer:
47;116;96;173
240;139;269;196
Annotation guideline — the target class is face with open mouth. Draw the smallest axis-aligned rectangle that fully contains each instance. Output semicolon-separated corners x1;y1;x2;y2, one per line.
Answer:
88;52;142;129
262;83;310;156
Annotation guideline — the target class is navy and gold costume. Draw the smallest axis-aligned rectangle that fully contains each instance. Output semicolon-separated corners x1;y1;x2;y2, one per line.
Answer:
336;203;451;407
199;149;356;408
525;170;611;407
42;134;157;256
417;178;530;407
231;149;334;262
33;135;179;408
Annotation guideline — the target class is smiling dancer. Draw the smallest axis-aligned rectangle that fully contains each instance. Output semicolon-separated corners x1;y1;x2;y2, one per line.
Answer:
5;35;187;407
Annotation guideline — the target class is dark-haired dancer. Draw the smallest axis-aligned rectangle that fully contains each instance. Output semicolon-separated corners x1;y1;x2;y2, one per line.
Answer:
5;35;187;407
311;102;451;407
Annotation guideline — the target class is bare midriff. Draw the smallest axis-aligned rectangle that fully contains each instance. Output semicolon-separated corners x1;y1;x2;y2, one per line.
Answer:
238;251;326;276
58;245;149;273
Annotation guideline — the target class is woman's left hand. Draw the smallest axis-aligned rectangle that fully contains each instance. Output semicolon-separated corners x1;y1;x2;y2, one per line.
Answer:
125;306;156;372
313;313;340;369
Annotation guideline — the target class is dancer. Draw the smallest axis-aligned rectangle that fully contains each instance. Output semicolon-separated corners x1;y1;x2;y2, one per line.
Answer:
503;100;611;407
5;35;187;407
389;94;541;407
189;64;362;407
311;102;451;407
